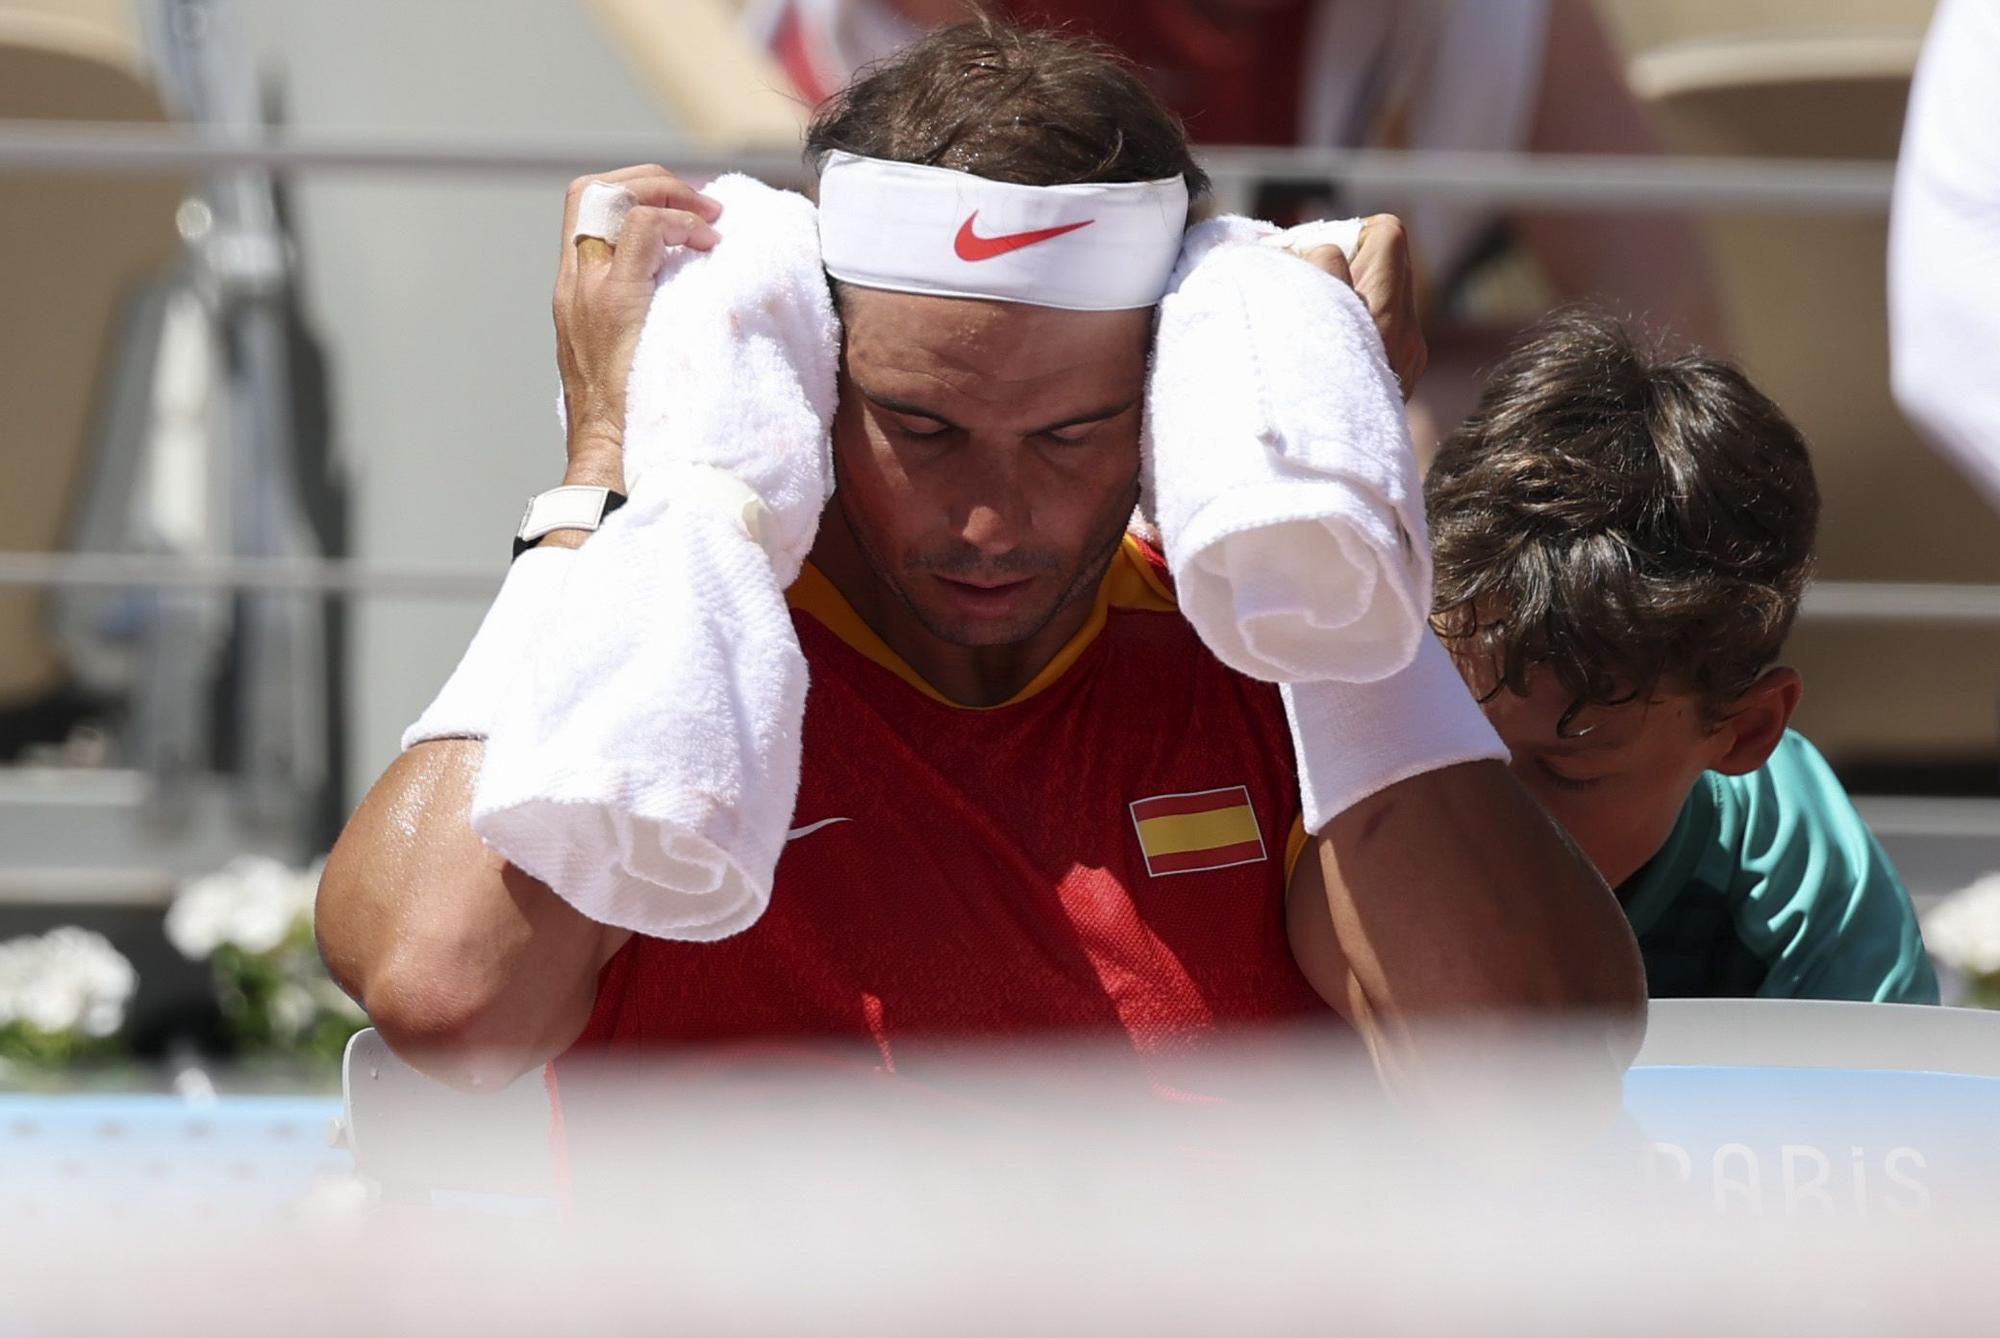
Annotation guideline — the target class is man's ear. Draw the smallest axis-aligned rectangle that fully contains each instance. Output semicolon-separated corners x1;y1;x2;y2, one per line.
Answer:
1710;667;1803;777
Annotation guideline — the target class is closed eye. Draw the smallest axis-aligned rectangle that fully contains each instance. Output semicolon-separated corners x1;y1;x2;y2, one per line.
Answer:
851;380;960;441
1537;758;1604;793
1030;395;1140;446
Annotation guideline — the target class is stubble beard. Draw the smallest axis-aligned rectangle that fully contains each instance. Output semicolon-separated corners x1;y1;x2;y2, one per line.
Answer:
831;456;1140;650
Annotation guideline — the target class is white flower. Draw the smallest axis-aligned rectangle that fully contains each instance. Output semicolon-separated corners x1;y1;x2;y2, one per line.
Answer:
167;855;318;960
0;927;137;1037
1923;872;2000;977
0;942;29;1027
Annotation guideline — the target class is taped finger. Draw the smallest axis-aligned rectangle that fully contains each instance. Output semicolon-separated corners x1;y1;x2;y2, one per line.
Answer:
572;180;636;247
1269;216;1366;265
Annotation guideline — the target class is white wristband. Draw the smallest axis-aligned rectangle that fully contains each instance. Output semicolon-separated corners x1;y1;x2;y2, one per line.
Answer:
402;546;577;749
1282;628;1510;834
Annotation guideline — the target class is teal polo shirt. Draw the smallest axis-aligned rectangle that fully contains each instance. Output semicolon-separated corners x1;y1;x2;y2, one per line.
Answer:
1617;731;1939;1002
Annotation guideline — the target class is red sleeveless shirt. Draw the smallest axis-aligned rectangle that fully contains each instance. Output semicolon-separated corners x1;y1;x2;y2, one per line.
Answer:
566;536;1326;1073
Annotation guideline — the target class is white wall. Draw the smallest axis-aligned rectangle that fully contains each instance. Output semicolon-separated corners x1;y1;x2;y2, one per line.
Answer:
239;0;683;806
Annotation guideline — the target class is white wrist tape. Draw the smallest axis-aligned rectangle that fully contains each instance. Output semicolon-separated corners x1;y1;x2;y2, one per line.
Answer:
402;546;577;749
1282;628;1510;834
1264;216;1364;264
572;180;635;246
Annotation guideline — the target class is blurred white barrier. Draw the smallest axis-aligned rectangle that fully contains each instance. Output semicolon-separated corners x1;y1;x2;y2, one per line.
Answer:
18;1008;1991;1335
335;1000;2000;1206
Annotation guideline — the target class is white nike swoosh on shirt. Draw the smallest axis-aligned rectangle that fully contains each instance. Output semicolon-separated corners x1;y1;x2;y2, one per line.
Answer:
785;816;853;842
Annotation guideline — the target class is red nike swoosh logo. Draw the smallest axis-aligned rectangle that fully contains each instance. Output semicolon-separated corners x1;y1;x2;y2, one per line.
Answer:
953;212;1095;262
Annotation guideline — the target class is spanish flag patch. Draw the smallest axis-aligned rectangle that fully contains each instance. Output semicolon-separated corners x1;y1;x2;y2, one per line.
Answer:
1129;785;1267;877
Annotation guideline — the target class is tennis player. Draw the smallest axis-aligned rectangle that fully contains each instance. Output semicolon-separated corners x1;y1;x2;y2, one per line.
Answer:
317;21;1644;1091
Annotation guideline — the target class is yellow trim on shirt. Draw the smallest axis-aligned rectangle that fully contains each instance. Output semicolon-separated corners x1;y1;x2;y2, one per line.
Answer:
1111;538;1178;613
1283;815;1310;883
786;534;1175;710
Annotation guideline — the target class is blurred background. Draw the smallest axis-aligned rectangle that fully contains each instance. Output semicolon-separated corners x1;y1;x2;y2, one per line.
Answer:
0;0;1995;1085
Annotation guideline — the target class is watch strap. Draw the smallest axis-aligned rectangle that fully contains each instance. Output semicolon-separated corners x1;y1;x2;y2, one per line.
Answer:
513;485;627;558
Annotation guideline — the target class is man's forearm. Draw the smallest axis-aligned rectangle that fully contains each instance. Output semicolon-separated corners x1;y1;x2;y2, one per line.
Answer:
1292;759;1646;1053
317;739;626;1088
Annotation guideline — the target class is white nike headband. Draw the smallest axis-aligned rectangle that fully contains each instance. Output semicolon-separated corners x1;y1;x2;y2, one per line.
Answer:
816;151;1191;312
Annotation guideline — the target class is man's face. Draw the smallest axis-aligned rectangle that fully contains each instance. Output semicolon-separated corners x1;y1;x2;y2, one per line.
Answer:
1462;662;1728;890
830;286;1154;647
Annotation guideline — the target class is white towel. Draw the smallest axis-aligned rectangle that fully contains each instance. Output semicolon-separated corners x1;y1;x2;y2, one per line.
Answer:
470;174;840;941
1144;215;1429;685
402;546;576;748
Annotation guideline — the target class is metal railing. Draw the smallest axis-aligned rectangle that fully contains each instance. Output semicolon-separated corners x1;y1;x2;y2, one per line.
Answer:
2;119;1993;629
0;121;1896;214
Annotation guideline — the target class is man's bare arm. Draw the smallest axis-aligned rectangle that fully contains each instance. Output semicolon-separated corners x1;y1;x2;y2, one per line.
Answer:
317;740;631;1090
315;166;723;1088
1275;231;1644;1076
1284;760;1646;1087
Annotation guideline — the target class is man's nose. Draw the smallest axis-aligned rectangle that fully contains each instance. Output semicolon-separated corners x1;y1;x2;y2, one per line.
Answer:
951;449;1032;558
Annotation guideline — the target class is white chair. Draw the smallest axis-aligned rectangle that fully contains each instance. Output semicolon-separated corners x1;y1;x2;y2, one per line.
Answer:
339;1027;559;1204
1629;998;2000;1218
1635;996;2000;1072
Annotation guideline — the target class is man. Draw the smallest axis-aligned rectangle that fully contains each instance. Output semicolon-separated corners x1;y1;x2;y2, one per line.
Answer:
316;22;1643;1092
1427;308;1937;1002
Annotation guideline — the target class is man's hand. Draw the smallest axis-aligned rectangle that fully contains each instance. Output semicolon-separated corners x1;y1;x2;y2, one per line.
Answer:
1296;214;1429;399
554;165;723;485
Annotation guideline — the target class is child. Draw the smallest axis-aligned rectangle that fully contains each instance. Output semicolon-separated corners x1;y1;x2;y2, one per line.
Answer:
1425;308;1936;1002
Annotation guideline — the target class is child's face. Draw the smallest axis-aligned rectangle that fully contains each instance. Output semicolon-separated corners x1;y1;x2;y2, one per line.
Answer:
1448;645;1798;890
1472;673;1726;890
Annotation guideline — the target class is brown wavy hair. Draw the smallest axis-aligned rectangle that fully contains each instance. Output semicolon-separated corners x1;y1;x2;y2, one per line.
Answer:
1426;307;1819;733
804;16;1209;203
